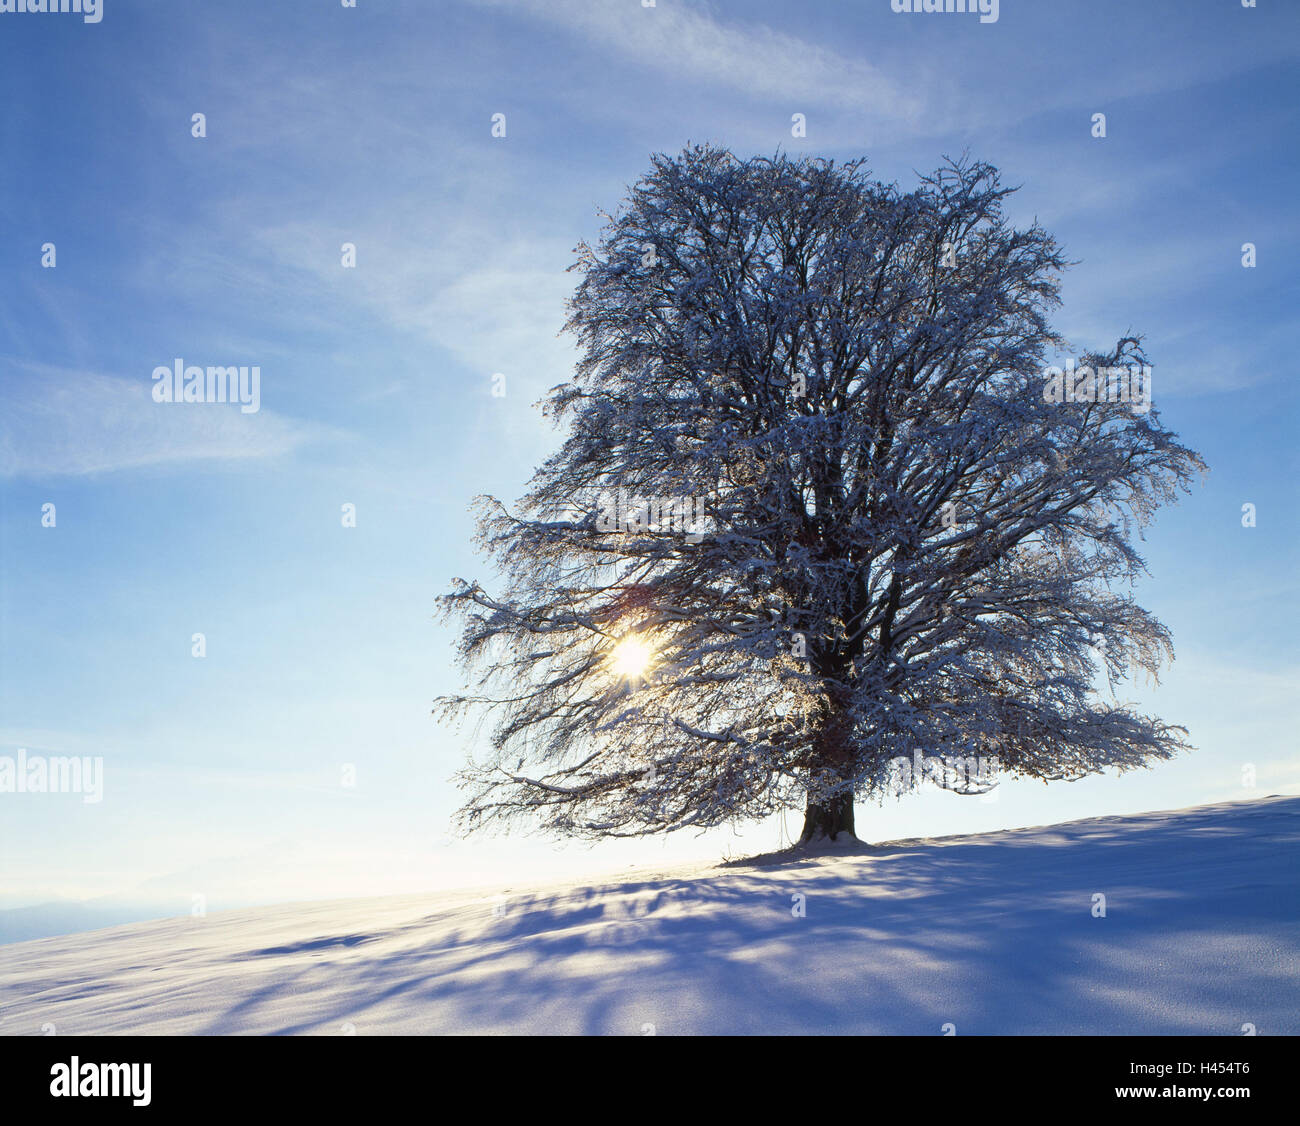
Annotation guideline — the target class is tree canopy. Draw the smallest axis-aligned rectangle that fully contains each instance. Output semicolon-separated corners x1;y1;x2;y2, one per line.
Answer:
437;145;1205;843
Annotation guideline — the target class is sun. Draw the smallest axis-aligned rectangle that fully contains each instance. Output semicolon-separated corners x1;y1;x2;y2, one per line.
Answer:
610;635;655;680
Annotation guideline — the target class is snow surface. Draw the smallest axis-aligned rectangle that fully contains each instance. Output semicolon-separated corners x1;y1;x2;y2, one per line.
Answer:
2;796;1296;1035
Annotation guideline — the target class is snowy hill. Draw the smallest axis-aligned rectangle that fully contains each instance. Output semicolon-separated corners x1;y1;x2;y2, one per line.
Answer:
3;796;1296;1035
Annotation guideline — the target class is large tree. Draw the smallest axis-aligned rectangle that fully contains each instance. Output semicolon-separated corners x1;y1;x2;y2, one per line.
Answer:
437;145;1204;845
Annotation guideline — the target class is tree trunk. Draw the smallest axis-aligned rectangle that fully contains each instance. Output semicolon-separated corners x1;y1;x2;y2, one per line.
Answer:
797;789;856;844
797;693;859;845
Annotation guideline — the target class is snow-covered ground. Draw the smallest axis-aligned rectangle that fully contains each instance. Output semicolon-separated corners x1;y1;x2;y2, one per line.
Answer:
2;795;1296;1035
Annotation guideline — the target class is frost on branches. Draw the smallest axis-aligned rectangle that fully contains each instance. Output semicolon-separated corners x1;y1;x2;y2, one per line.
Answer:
436;146;1205;845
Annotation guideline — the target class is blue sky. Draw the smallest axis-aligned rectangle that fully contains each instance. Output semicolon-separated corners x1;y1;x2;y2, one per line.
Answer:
1;0;1297;931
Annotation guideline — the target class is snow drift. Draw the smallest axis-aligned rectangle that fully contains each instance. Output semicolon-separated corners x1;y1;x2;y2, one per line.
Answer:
2;795;1296;1035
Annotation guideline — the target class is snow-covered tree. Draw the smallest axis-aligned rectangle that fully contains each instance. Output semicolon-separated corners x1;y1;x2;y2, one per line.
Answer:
437;145;1205;844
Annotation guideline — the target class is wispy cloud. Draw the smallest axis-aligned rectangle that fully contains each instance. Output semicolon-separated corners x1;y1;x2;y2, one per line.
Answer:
0;362;343;478
255;214;578;397
470;0;916;119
